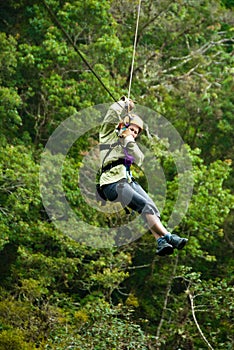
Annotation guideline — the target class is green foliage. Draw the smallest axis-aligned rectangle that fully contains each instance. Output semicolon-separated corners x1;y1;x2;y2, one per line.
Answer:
0;0;233;349
45;299;156;349
0;33;17;85
0;329;37;350
222;0;234;8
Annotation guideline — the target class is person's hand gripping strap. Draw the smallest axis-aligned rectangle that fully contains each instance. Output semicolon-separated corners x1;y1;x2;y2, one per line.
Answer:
120;95;135;113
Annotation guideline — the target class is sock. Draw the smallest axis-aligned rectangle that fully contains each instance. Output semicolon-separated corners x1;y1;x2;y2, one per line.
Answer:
164;232;171;240
157;237;164;243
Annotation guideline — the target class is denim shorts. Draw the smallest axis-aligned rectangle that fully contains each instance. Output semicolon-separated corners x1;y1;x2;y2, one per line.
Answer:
102;179;160;219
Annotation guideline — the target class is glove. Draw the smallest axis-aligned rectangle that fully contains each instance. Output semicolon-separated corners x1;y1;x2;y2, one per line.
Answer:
120;96;135;112
120;129;135;146
120;128;132;138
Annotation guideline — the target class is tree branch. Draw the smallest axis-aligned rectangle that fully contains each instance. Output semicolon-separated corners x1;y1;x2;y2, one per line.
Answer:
188;289;214;350
127;263;151;270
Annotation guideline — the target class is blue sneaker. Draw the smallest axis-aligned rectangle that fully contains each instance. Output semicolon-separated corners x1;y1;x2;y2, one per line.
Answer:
156;237;174;256
165;233;188;250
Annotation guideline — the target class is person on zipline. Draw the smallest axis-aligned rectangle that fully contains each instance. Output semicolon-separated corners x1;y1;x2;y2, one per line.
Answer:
98;96;188;256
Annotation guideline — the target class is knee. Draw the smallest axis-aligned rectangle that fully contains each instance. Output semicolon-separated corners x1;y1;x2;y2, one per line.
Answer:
102;183;118;202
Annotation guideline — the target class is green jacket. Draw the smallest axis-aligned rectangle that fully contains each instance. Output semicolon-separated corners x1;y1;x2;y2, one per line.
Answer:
99;100;144;187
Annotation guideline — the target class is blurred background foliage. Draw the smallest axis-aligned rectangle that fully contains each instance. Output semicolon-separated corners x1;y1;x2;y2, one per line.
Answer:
0;0;233;349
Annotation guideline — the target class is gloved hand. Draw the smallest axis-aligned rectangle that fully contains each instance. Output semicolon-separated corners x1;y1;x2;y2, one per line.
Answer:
120;96;135;112
120;128;133;139
119;128;135;146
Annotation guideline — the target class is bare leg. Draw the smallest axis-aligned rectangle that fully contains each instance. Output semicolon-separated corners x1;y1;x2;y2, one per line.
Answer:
146;213;188;255
145;213;169;239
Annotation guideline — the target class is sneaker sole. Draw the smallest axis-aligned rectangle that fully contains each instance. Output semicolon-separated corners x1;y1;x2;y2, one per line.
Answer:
157;245;174;256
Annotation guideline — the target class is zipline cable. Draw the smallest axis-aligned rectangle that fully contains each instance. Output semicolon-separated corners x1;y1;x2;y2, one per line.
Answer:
41;0;118;103
128;0;142;101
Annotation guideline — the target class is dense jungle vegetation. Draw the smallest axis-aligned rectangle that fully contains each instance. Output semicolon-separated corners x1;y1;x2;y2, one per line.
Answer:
0;0;233;349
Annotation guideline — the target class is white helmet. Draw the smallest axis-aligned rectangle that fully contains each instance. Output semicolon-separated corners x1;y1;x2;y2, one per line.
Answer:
124;113;144;131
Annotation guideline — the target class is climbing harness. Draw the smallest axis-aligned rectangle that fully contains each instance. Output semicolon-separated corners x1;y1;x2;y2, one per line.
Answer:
96;140;121;204
96;139;135;206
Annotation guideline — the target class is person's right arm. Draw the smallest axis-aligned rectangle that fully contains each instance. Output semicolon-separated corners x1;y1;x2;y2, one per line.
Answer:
100;97;134;144
102;97;134;125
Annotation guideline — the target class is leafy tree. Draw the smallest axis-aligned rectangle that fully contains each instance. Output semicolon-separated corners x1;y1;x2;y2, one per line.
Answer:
0;0;233;349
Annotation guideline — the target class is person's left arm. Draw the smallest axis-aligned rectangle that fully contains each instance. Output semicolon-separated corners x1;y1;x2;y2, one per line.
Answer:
121;133;144;166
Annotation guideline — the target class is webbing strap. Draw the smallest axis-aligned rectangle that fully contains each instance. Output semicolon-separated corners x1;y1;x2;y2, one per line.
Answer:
101;159;126;173
100;140;120;172
99;142;119;151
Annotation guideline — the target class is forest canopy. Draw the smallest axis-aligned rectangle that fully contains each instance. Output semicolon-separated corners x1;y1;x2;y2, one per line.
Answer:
0;1;233;349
